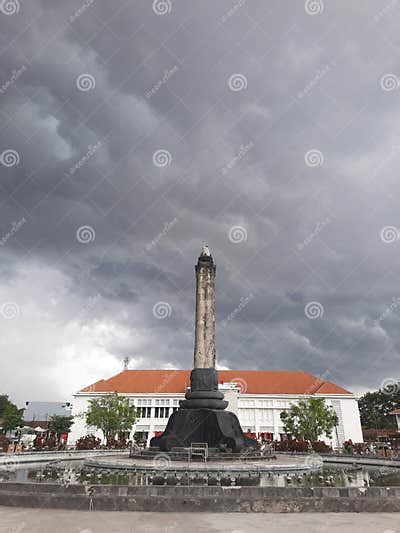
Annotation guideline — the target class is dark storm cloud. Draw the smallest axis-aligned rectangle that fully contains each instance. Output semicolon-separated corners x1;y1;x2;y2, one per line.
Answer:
1;0;400;403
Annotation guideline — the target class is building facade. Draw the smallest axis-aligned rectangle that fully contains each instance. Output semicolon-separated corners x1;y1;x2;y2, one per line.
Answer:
70;369;363;447
391;408;400;432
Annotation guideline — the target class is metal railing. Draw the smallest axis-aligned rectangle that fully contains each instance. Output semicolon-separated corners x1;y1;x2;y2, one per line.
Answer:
189;443;208;463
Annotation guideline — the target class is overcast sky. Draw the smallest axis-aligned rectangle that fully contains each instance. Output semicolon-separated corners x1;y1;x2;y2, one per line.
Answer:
1;0;400;405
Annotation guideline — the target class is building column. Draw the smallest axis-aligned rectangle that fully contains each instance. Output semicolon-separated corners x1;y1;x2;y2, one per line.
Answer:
255;405;260;437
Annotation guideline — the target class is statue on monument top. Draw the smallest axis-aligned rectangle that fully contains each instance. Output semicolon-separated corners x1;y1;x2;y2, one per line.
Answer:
200;244;211;257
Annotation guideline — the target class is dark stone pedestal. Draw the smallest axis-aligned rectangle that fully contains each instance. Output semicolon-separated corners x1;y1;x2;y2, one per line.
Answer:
149;408;259;452
180;368;228;410
150;367;259;452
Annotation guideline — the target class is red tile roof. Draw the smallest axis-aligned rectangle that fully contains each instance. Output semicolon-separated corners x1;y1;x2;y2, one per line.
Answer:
80;369;351;395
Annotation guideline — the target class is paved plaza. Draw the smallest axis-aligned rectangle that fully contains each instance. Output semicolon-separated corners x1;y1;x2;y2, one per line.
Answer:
0;508;399;533
86;452;309;471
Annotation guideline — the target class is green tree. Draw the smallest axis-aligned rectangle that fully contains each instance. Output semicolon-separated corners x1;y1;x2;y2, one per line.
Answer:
0;395;24;434
358;389;400;429
0;395;11;416
49;415;74;445
280;397;339;442
85;393;137;446
1;404;24;434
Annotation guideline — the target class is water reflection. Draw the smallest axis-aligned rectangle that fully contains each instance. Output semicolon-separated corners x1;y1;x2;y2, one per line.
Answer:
0;460;394;488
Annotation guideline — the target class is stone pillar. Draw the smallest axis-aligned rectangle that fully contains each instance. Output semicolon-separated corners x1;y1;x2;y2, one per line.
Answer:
180;245;227;411
149;245;259;451
193;245;216;368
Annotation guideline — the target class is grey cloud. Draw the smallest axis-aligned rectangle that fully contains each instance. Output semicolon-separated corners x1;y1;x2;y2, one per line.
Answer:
1;0;400;404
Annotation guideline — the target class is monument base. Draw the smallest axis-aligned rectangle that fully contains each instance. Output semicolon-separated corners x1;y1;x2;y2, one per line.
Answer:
180;368;228;410
149;408;259;452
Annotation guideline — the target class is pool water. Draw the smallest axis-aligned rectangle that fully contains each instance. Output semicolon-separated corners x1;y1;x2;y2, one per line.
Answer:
1;461;400;488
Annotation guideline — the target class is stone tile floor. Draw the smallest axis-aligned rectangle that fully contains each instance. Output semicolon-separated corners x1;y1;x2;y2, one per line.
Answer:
0;508;399;533
86;453;308;471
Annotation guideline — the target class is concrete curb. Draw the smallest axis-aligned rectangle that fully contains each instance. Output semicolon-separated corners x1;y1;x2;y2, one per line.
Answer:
276;452;400;469
84;459;316;473
0;450;127;466
1;483;400;512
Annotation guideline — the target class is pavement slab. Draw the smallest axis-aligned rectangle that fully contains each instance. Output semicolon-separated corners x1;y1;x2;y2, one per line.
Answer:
0;507;399;533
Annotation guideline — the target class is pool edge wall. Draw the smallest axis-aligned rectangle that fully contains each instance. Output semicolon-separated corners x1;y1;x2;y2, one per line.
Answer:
1;483;400;512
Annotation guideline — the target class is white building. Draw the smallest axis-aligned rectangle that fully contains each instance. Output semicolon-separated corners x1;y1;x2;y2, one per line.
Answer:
392;408;400;432
70;369;363;448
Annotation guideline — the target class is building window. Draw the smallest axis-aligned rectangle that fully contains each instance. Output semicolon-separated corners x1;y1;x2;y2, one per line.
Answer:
134;431;148;444
154;407;169;418
137;407;151;418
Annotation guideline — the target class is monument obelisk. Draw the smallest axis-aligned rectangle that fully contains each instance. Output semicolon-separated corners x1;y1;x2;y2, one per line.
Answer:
179;245;227;410
150;246;257;452
193;245;216;368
